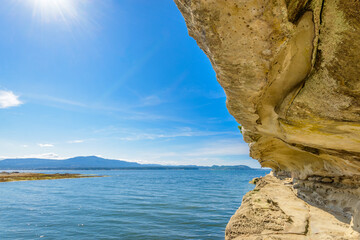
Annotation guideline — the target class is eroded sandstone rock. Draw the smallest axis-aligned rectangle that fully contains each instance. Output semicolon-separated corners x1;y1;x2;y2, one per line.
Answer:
174;0;360;177
174;0;360;236
226;174;360;239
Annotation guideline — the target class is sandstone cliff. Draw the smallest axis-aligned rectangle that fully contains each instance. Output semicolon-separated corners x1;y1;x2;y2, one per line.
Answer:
174;0;360;238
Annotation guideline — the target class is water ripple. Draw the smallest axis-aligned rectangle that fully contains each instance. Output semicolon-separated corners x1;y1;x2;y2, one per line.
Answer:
0;169;269;239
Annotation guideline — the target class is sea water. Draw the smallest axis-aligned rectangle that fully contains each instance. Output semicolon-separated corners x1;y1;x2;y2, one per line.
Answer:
0;169;270;240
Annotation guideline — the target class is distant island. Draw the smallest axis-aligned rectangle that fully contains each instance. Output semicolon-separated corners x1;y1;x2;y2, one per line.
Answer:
0;172;101;183
0;156;253;170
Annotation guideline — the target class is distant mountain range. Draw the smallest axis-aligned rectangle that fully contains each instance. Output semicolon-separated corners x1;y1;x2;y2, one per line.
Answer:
0;156;253;170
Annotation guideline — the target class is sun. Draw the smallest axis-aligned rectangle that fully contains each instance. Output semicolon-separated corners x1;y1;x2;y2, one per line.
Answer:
29;0;80;24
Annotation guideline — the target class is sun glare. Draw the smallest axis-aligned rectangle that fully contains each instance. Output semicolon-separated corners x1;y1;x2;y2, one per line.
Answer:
29;0;80;24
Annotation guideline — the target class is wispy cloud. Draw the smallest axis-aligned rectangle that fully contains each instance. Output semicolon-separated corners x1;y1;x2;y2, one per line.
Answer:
0;152;60;160
140;95;162;107
38;143;54;148
185;140;249;156
182;87;226;99
127;138;251;165
0;90;23;109
24;152;60;159
67;139;84;144
26;94;192;123
102;41;163;99
96;126;236;141
27;94;87;108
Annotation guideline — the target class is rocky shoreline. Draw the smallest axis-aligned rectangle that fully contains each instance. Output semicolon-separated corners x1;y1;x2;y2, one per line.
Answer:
0;171;100;182
226;173;360;240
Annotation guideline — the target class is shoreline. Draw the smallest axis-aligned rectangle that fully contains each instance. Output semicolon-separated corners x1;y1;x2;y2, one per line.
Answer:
226;173;359;239
0;172;102;183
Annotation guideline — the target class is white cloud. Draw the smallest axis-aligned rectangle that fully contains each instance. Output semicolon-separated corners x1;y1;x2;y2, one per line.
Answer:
0;90;23;109
117;138;253;166
141;95;162;106
143;141;249;160
0;153;60;160
111;127;235;141
186;142;249;156
38;143;54;148
67;140;84;144
23;153;60;159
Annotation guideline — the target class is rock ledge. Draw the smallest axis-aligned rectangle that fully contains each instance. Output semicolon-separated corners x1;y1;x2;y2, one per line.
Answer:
226;174;360;240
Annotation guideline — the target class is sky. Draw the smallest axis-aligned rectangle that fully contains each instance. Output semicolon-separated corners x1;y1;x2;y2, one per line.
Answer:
0;0;260;168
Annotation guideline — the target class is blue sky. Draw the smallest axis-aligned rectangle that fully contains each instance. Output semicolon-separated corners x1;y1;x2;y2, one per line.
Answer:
0;0;259;167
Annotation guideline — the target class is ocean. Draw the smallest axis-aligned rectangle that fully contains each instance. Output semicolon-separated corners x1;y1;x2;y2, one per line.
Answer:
0;169;270;239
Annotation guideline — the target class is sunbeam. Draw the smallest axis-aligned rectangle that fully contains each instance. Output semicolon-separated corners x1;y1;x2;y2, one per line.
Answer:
28;0;81;24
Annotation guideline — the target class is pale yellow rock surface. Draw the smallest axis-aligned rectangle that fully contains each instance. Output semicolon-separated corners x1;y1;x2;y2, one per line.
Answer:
174;0;360;238
226;174;360;240
174;0;360;177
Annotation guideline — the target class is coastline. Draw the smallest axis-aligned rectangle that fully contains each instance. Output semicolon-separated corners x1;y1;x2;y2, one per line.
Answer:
0;172;101;183
226;173;360;240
